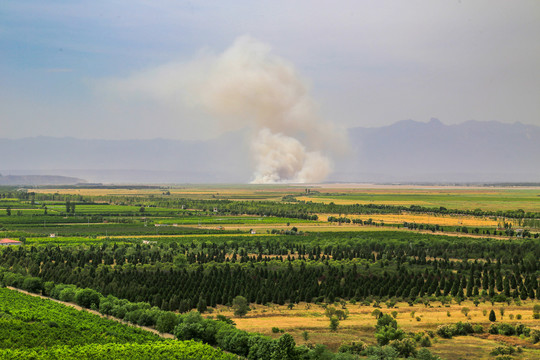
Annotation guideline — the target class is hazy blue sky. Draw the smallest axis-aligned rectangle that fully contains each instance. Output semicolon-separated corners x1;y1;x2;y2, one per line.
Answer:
2;0;539;140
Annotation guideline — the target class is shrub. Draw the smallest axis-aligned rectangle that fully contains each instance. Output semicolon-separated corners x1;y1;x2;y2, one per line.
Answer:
472;324;484;333
454;322;474;335
338;341;366;354
515;323;530;337
516;314;522;320
531;329;540;344
21;277;42;293
420;335;432;347
272;327;280;333
495;323;516;336
137;311;156;327
376;325;405;345
74;288;101;309
416;348;442;360
376;314;397;330
1;272;25;288
216;314;235;325
112;305;127;319
174;311;207;342
364;345;398;360
390;338;417;358
490;345;516;356
436;324;454;339
58;286;77;302
436;322;475;338
156;312;179;333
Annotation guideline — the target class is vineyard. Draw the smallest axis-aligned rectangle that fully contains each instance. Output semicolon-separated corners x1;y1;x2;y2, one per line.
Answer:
0;288;236;359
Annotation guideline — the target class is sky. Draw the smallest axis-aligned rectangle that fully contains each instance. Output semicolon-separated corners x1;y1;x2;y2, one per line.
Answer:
1;0;539;140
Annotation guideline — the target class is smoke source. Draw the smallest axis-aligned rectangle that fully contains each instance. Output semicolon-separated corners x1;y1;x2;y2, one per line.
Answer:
197;36;345;183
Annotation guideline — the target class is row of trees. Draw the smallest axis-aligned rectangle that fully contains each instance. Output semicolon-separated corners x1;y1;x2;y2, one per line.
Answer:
2;242;538;312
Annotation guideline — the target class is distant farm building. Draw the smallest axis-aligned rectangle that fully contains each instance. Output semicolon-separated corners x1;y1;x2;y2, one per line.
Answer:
0;238;22;246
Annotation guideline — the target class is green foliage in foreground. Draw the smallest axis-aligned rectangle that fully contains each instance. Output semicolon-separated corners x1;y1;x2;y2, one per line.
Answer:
0;340;238;360
0;288;160;349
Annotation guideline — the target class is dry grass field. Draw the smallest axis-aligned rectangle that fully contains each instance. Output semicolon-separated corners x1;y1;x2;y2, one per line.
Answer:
317;213;500;228
212;299;540;358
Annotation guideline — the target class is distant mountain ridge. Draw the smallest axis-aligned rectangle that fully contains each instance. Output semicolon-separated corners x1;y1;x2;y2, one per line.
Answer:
1;119;538;183
0;174;85;186
335;118;540;182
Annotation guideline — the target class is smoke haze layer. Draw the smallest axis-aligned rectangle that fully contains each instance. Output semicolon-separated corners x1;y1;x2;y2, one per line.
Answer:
100;35;346;183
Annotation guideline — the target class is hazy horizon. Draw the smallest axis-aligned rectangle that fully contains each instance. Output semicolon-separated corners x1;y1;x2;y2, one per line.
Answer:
2;1;539;183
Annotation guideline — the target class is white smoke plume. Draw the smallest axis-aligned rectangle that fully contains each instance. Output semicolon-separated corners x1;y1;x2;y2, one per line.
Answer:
100;35;346;183
251;128;331;183
196;36;346;183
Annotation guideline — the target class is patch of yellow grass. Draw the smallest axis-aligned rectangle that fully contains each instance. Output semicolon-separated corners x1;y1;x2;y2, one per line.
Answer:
211;300;540;352
317;213;499;228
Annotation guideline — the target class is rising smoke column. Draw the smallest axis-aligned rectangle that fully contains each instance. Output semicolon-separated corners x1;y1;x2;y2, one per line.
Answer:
197;36;345;184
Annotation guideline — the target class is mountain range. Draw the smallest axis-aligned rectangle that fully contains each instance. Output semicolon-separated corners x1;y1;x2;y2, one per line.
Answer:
1;119;538;184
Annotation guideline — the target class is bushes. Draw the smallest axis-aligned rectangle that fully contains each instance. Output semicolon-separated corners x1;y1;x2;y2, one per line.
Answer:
374;315;404;345
156;312;179;333
419;336;431;347
436;324;454;339
58;286;77;302
21;277;42;293
488;323;530;337
338;341;366;354
1;272;25;288
74;288;101;309
532;329;540;344
389;338;417;358
490;345;517;356
436;322;476;339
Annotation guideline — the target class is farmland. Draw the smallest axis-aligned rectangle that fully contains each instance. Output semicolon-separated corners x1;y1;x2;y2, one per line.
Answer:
0;184;539;359
0;287;235;359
